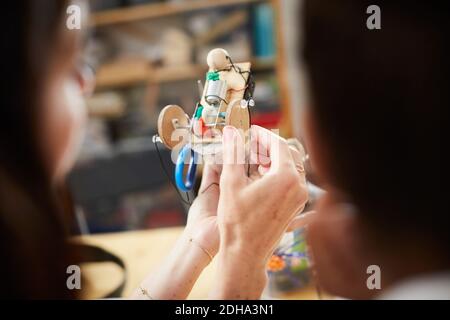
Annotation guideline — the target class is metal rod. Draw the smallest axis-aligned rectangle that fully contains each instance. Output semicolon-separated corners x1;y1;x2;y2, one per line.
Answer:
197;80;204;100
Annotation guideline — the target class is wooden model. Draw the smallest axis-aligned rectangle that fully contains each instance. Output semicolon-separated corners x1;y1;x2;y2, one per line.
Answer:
156;48;255;191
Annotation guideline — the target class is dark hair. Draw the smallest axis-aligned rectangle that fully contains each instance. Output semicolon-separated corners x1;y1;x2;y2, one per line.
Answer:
302;1;450;249
0;1;78;298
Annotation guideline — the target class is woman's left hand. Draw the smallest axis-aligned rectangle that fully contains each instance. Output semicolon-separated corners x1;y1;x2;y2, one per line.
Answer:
185;164;221;257
132;164;221;300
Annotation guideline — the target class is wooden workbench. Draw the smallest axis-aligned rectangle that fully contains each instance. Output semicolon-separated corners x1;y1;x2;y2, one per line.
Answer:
78;227;322;300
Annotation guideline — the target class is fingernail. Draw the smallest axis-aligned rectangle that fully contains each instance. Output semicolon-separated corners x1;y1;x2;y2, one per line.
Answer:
222;126;235;142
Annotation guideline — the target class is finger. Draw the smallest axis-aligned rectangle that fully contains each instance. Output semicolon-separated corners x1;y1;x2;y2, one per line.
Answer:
286;211;317;232
250;137;304;177
286;138;306;161
249;149;270;177
199;164;221;193
249;149;270;176
249;148;271;167
286;138;307;180
221;125;246;185
288;146;307;182
250;125;292;174
249;135;271;167
247;162;261;180
258;165;270;176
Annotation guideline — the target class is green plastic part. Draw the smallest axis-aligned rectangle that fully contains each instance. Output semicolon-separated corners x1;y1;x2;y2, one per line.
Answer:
206;71;220;81
195;105;204;119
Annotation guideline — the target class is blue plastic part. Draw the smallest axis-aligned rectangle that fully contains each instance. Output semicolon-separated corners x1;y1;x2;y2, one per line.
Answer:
175;145;198;192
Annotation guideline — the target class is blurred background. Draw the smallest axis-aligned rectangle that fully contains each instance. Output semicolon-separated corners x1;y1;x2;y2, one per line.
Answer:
69;0;305;235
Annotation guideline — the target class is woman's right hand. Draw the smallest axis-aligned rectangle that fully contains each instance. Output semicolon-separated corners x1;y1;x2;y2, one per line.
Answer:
210;125;308;299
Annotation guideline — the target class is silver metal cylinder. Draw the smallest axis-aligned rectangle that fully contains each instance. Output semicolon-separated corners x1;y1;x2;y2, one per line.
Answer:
205;80;227;106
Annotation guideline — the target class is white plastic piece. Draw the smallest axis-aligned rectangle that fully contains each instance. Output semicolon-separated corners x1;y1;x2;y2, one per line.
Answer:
201;105;218;122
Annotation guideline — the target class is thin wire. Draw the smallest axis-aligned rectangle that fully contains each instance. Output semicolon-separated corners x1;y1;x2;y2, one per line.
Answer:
153;135;192;206
190;103;200;131
207;95;229;105
200;182;219;194
246;100;252;178
215;56;249;89
227;56;248;84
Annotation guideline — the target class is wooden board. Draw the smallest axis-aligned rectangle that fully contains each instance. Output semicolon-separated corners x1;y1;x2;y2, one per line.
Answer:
91;0;264;27
226;99;250;131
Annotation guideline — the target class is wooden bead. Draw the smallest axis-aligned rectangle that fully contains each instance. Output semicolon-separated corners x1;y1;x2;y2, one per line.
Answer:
206;48;229;70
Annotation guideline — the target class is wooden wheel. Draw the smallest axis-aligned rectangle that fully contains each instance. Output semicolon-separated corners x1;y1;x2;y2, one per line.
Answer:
225;99;250;133
157;104;189;149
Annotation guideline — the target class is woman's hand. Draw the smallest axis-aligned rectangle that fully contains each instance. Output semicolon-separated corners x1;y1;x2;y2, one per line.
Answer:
210;125;308;299
131;164;221;300
185;164;221;257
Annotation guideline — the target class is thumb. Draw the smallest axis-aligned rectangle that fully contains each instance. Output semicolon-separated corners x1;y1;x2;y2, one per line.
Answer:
221;125;246;185
286;211;316;232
